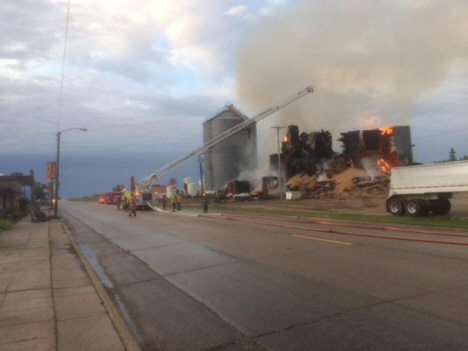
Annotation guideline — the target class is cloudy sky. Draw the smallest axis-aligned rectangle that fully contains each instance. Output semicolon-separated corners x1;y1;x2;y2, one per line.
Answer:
1;0;468;197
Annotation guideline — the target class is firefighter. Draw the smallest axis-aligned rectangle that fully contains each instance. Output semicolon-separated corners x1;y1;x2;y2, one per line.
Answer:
128;195;137;217
176;193;182;211
171;194;177;212
117;194;122;211
161;195;167;210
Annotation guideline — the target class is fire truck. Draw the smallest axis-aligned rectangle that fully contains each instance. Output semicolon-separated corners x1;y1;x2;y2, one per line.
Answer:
111;192;121;204
121;190;155;210
98;193;112;204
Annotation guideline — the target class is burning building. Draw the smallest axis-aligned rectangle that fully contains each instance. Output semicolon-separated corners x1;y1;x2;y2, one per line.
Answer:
339;125;413;173
203;104;257;191
271;125;412;199
270;125;334;178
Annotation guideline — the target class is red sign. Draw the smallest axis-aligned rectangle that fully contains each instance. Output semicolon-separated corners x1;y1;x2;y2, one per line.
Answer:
47;162;56;180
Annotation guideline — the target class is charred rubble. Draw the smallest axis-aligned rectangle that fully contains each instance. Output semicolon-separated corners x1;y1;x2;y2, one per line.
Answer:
270;125;334;177
339;126;413;170
276;125;412;198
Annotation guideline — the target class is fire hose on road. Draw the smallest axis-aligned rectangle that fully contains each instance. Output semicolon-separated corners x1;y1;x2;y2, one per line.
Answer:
198;213;468;247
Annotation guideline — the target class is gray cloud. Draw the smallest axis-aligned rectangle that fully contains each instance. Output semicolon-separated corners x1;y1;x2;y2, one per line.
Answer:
0;0;63;62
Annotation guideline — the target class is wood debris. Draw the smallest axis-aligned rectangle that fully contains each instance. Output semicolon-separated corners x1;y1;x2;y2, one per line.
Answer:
285;167;390;198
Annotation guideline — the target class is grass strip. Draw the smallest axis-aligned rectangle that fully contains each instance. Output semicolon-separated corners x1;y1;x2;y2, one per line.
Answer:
206;205;468;230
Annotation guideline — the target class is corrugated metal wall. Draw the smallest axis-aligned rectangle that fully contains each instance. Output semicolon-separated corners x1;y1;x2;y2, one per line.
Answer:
203;106;257;191
393;126;413;165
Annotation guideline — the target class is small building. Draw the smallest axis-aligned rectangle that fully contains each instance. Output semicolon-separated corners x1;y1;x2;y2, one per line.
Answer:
0;171;35;217
0;181;22;217
226;180;251;196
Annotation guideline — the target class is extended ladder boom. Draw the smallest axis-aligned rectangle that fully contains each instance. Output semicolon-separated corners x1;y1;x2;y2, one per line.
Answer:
139;85;313;191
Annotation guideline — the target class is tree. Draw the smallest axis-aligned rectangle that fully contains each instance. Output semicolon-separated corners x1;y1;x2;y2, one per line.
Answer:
449;147;457;162
33;182;46;201
113;184;122;192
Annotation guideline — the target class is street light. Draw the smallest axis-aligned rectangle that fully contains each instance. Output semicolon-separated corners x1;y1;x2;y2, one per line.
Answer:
54;127;87;217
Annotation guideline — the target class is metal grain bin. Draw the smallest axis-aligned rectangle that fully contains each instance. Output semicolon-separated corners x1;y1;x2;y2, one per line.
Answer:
203;105;257;191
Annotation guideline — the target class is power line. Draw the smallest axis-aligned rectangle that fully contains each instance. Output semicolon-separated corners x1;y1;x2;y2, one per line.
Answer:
333;96;468;133
415;110;465;125
56;0;71;132
385;97;468;124
413;126;468;140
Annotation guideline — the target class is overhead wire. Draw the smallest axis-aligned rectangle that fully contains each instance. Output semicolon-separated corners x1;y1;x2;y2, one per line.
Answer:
332;95;468;135
56;0;72;132
384;96;468;124
413;126;468;140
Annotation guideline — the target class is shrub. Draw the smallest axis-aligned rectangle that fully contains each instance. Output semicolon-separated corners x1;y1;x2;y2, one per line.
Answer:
0;219;13;231
12;209;25;220
5;207;25;221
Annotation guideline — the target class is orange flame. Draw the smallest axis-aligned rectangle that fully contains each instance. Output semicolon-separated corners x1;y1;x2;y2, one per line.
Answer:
283;135;288;142
379;126;394;136
377;158;391;174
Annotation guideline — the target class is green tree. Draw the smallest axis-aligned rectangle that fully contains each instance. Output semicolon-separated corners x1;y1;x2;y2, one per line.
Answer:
33;182;46;201
449;147;457;162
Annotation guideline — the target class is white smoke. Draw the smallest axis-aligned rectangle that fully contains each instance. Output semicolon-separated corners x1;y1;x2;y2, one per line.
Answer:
236;0;468;157
361;156;379;181
316;158;334;182
237;156;276;190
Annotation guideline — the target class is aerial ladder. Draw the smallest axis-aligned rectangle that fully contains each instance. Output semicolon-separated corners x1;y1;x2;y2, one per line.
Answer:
138;85;314;192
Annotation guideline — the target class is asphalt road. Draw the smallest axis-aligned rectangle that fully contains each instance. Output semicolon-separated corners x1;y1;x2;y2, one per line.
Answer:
60;201;468;351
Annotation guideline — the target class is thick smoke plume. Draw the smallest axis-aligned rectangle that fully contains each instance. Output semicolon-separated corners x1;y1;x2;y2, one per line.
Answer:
236;0;468;156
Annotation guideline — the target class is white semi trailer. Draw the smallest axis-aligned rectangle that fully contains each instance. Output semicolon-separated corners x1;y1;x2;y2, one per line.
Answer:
387;160;468;216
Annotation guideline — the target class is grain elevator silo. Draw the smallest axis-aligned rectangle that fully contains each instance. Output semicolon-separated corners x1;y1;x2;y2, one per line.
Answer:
203;104;257;191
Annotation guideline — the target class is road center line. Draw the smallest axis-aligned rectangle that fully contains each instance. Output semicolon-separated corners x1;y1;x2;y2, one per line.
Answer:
292;234;353;246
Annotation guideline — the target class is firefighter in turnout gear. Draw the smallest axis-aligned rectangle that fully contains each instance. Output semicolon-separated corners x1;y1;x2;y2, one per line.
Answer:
128;195;137;217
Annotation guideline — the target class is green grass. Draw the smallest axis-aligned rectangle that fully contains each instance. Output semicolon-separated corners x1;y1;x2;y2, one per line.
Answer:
206;205;468;230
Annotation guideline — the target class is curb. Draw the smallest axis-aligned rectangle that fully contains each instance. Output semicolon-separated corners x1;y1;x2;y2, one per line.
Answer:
59;219;142;351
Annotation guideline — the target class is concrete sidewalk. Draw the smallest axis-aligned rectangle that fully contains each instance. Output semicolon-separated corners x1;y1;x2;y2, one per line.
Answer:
0;218;126;351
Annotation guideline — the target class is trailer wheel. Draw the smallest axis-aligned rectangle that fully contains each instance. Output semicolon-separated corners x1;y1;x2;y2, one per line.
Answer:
430;199;451;215
405;200;421;217
417;199;430;216
388;198;405;216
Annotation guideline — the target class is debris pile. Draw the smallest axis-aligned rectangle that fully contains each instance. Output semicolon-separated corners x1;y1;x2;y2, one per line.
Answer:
285;167;390;198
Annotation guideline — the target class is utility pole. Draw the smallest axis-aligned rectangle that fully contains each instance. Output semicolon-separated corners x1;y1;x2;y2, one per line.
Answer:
198;155;204;195
54;131;61;217
54;128;87;218
271;126;286;200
